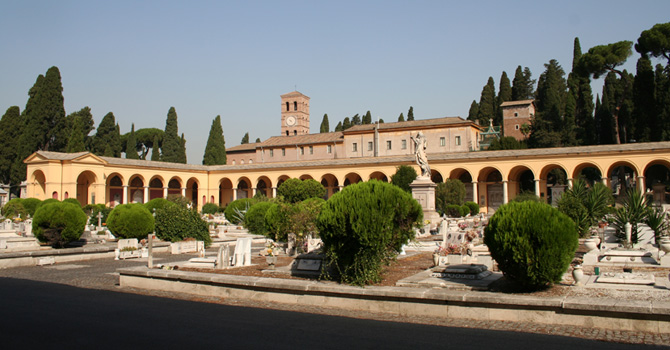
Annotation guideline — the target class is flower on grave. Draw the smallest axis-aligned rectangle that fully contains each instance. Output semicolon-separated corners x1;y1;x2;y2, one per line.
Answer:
265;241;279;257
465;230;477;242
434;243;462;256
424;220;431;225
458;222;468;230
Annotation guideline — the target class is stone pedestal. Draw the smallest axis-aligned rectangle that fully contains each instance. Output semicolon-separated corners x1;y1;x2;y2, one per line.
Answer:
410;177;440;229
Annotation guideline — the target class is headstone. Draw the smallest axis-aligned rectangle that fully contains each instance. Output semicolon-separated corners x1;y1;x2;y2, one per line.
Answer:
118;238;139;251
96;212;103;230
306;238;322;253
439;219;448;248
287;233;296;256
24;219;32;237
216;244;231;269
116;238;141;260
232;238;252;266
3;219;11;230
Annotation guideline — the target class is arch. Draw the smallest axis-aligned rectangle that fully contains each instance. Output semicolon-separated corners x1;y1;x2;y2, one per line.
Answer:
343;172;362;187
76;170;97;206
64;192;69;199
299;174;314;180
30;170;47;199
449;168;474;202
219;178;234;207
320;173;340;198
256;176;272;198
168;178;182;197
540;164;569;206
607;161;639;199
508;165;535;199
186;178;199;207
644;160;670;205
148;176;164;200
52;191;58;199
573;162;604;187
128;175;145;204
107;173;124;207
237;177;252;200
369;171;388;182
277;175;290;189
478;167;503;213
430;170;443;184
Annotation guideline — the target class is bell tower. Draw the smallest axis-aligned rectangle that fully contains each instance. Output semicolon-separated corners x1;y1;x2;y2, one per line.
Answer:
280;91;310;136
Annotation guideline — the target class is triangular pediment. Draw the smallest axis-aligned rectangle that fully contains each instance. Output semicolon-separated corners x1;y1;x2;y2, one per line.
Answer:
71;153;107;165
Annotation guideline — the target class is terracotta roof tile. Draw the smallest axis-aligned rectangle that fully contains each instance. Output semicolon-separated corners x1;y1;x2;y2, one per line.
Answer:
500;99;534;107
344;117;477;133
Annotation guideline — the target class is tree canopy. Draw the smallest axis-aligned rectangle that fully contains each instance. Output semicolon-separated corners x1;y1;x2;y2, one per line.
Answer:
161;107;187;163
202;115;227;165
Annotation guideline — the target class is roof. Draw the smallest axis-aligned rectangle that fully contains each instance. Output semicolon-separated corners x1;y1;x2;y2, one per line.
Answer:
226;142;262;153
260;132;343;147
344;117;479;133
500;99;534;107
280;91;310;99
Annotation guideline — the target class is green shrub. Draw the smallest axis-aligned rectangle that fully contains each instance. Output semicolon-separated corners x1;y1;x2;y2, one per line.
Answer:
144;198;174;214
33;202;87;248
106;203;155;240
558;180;614;237
155;204;211;246
224;198;255;225
88;205;112;226
265;202;292;241
512;191;541;203
277;178;326;203
484;201;578;290
293;197;325;237
22;198;43;216
244;201;274;235
465;201;479;215
201;202;220;215
444;204;464;217
63;198;81;207
390;165;417;193
41;198;59;206
317;180;422;286
2;198;27;219
436;179;466;215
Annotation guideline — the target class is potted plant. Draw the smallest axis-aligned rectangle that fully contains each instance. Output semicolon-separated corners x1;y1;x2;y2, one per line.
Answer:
264;241;279;269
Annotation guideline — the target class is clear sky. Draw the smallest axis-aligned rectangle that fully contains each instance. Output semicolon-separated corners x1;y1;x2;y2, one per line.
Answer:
1;1;669;164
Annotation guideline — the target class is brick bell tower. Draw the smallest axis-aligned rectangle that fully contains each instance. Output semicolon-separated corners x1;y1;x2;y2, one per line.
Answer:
280;91;310;136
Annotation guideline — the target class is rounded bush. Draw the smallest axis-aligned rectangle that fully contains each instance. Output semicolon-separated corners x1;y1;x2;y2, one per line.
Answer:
87;205;112;226
444;204;464;217
2;198;28;219
155;205;211;246
484;201;578;290
41;198;59;206
22;198;43;216
144;198;174;214
461;205;470;216
33;202;87;248
317;180;423;285
277;178;326;203
224;198;255;225
106;203;155;240
201;202;220;215
465;201;479;216
62;198;81;207
244;201;274;235
265;202;292;241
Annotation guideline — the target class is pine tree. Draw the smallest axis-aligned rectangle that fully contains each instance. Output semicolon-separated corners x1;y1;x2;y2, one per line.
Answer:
202;116;227;165
635;22;670;65
342;117;352;130
151;134;161;161
41;66;67;151
91;112;121;157
529;60;567;148
467;100;479;121
241;132;249;144
407;106;414;121
334;121;343;132
320;114;330;133
477;77;496;125
632;56;656;142
496;72;512;126
0;106;22;185
362;111;372;124
125;124;139;159
397;113;405;122
161;107;186;163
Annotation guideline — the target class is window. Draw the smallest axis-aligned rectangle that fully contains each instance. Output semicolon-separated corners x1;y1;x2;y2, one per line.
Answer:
352;143;357;152
294;101;298;111
327;145;332;154
248;159;253;164
309;146;313;154
286;102;289;111
241;160;244;164
232;160;236;165
455;136;461;146
386;140;392;150
514;112;519;117
440;137;446;147
515;124;520;130
367;141;373;151
294;130;297;136
270;149;274;157
401;140;407;149
282;148;286;156
300;147;304;155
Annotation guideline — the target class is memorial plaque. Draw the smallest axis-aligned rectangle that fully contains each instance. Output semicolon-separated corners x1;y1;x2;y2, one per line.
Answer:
296;259;321;271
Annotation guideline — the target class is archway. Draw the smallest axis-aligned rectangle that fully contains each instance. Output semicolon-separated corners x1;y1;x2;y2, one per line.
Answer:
369;171;388;182
644;161;670;205
30;170;47;200
129;176;145;203
256;176;271;198
478;167;503;213
76;171;97;206
343;173;362;187
186;178;199;208
219;178;233;207
508;166;535;200
168;178;182;197
149;177;164;200
237;178;252;199
607;162;638;203
540;165;568;206
431;170;443;184
107;174;124;207
320;174;339;198
573;163;604;187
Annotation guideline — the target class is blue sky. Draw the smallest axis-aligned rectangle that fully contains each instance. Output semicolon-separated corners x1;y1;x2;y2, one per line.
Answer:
1;1;669;164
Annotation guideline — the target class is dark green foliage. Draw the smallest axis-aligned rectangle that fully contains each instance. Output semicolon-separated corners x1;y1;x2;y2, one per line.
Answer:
292;197;325;237
265;202;292;241
144;198;174;214
240;132;249;145
632;56;656;142
512;66;536;101
2;199;28;219
568;38;596;145
317;180;423;285
436;179;465;215
407;107;414;121
390;165;417;193
134;128;163;160
334;121;343;132
351;114;361;125
202;115;227;165
488;136;526;150
609;188;649;243
151;134;161;161
342;117;352;130
0;106;23;184
277;178;326;203
477;77;496;125
85;204;112;226
512;191;541;203
21;198;43;216
496;71;512;126
636;22;670;64
529;59;567;148
362;111;372;124
444;204;464;217
161;107;187;163
201;202;221;215
645;207;667;244
41;198;59;205
91;112;122;157
397;113;405;122
33;202;87;248
244;201;274;235
465;201;479;216
224;198;255;225
125;124;139;159
656;64;670;141
155;204;211;246
255;138;260;143
320;114;330;133
467;100;479;122
484;201;578;290
62;198;81;207
106;203;155;240
66;115;87;153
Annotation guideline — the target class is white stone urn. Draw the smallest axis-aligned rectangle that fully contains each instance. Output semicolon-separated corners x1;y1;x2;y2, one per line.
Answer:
572;265;586;285
589;234;601;247
584;238;598;252
659;237;670;254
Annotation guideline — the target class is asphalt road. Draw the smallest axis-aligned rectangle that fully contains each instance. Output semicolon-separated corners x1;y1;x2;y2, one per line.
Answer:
0;276;662;350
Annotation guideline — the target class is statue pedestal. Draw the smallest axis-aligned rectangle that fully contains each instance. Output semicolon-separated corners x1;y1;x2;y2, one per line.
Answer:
410;177;440;229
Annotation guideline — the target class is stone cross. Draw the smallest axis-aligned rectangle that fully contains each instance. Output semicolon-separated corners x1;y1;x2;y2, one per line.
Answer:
97;212;103;229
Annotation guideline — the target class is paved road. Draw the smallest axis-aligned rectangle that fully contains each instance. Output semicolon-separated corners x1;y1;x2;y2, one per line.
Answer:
0;277;661;350
0;252;668;347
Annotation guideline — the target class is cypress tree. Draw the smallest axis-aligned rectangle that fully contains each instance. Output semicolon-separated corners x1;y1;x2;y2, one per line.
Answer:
241;132;249;144
255;138;261;143
342;117;352;130
91;112;122;157
467;100;479;121
568;38;595;145
656;64;670;141
125;124;139;159
334;121;343;132
512;66;536;100
632;57;656;142
362;110;372;124
529;60;567;148
477;77;496;125
397;113;405;122
151;134;161;161
496;71;512;126
65;115;87;153
202;115;227;165
351;114;361;125
179;133;187;163
161;107;186;163
66;107;95;149
407;106;414;121
320;114;330;133
0;106;22;185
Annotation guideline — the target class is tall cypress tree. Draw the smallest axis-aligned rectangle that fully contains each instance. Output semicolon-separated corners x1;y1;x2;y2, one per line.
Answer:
65;114;87;153
65;107;95;149
241;132;249;144
656;64;670;141
568;38;595;145
151;134;161;161
477;77;496;125
529;60;567;148
351;114;361;125
512;66;536;100
334;121;343;132
179;133;187;163
397;113;405;122
632;56;656;142
161;107;186;163
342;117;352;130
407;106;414;121
203;115;227;165
320;114;330;133
467;100;479;122
91;112;122;157
0;106;22;185
496;71;512;126
125;124;139;159
362;111;372;124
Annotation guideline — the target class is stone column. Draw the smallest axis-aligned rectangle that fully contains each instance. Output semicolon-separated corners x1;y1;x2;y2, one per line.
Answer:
472;181;478;203
252;188;257;196
534;179;540;197
602;177;608;186
122;185;128;204
163;186;168;199
232;187;238;201
272;187;277;198
567;178;573;189
638;176;646;193
181;187;186;197
502;180;508;204
143;186;149;203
